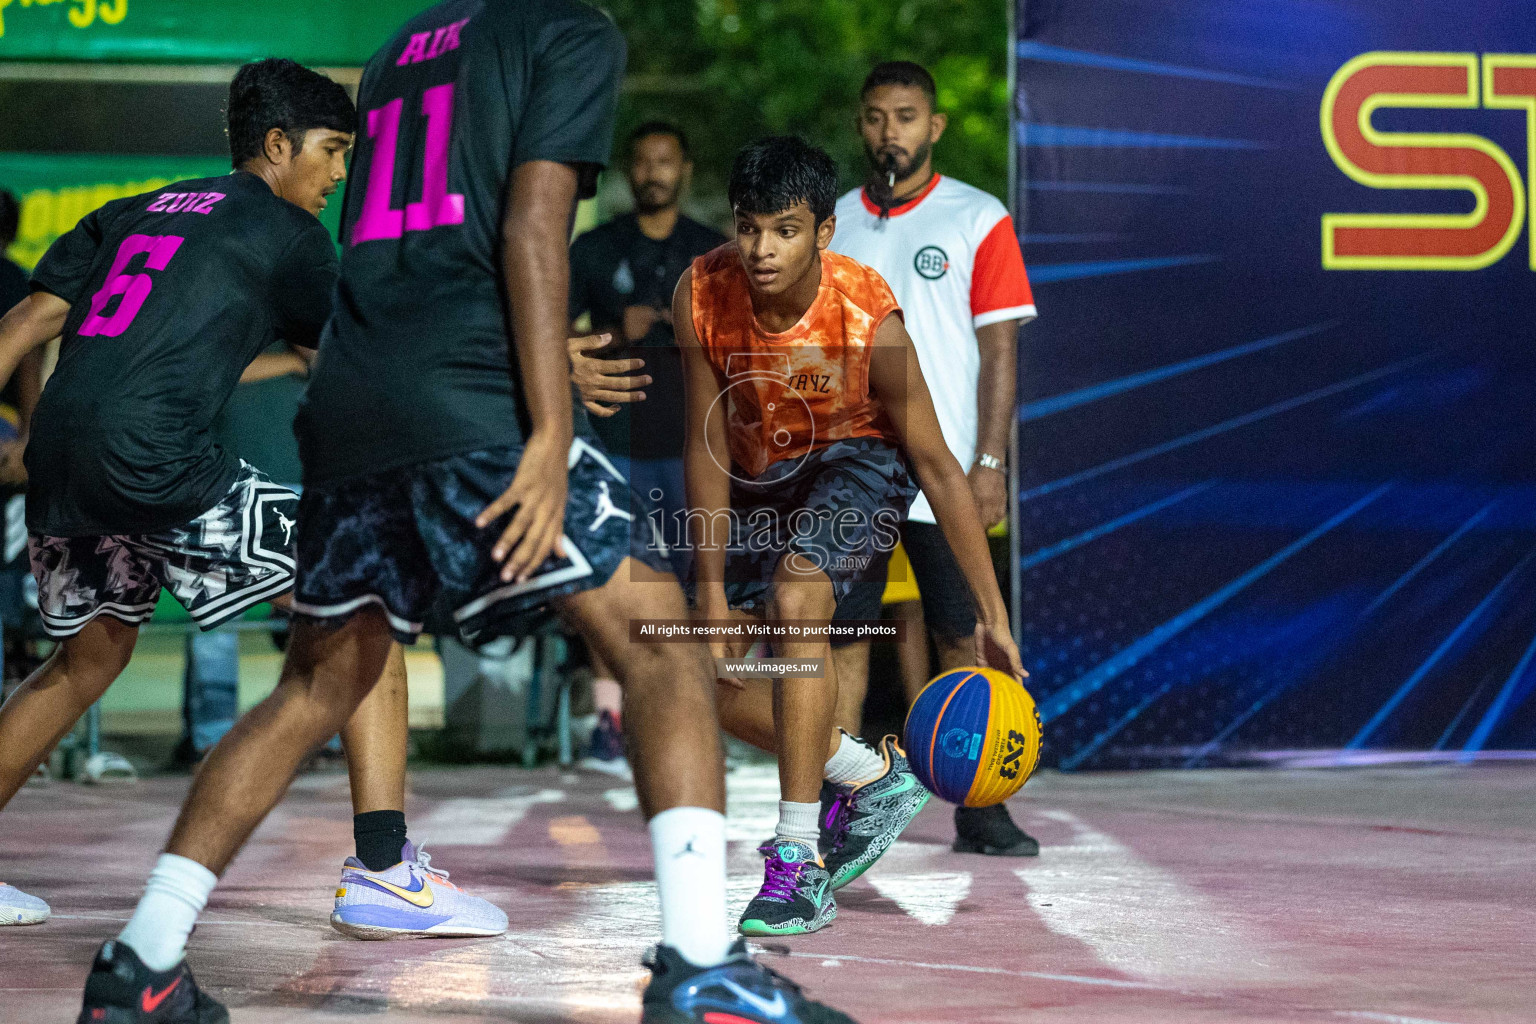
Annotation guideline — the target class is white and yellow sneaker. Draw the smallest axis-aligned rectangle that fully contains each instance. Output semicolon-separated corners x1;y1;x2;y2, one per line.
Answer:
331;841;506;940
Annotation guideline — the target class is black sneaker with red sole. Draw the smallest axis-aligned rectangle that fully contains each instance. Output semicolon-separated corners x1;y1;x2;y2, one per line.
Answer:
77;940;228;1024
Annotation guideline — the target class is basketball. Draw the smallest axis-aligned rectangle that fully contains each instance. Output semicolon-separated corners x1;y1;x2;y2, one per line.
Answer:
904;667;1042;807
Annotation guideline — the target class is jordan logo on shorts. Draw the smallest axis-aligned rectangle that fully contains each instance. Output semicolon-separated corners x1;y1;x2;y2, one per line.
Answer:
276;511;297;546
589;481;633;532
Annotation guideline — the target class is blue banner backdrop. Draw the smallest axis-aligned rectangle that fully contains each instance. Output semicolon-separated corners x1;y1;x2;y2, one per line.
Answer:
1013;0;1536;768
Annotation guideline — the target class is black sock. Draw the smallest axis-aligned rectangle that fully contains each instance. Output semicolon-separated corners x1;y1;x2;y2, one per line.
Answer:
353;810;408;871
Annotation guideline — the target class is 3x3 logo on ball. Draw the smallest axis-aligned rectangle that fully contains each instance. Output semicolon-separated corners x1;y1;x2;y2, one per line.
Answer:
998;730;1029;780
914;245;949;280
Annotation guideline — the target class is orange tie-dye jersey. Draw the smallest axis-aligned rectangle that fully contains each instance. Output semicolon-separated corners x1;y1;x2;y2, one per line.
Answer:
690;245;902;477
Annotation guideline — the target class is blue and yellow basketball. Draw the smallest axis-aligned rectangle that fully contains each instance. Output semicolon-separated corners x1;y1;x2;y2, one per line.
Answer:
903;667;1042;807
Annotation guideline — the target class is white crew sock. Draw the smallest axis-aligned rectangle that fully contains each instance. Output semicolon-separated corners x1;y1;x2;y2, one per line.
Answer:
776;800;821;845
648;807;731;967
824;730;885;787
117;853;218;971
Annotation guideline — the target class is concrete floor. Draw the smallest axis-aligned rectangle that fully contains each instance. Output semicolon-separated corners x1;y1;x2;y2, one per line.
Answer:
1;762;1531;1023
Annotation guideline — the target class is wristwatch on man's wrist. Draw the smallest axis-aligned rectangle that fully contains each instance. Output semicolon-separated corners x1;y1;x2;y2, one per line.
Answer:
974;452;1005;473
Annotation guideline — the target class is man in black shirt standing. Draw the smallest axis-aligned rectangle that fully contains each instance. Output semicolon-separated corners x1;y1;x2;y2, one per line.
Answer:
568;122;723;770
570;121;724;520
0;62;360;942
83;4;855;1023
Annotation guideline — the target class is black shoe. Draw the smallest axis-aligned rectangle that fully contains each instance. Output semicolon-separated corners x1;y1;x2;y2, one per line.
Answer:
77;940;228;1024
641;939;858;1023
953;803;1039;856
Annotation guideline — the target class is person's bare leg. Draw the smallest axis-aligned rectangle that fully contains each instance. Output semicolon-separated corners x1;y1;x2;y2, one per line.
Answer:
558;558;733;966
716;676;840;761
166;610;393;872
895;599;933;704
767;556;838;806
934;631;975;673
559;558;723;816
340;642;409;814
831;641;869;736
0;618;137;809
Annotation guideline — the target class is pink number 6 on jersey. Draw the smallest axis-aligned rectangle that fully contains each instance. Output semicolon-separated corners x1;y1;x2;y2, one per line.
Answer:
79;234;186;338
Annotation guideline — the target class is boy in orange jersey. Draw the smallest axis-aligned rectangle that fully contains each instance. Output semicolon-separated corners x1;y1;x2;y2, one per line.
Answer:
674;136;1024;936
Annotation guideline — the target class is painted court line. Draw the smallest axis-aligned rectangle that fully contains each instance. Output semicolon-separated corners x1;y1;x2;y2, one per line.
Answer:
414;787;563;845
1018;810;1267;984
775;950;1177;993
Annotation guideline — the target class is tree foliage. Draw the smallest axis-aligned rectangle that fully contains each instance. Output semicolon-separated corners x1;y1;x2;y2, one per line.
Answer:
596;0;1011;207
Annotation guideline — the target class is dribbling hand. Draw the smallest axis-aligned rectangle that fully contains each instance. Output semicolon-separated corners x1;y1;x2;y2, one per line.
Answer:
975;618;1027;682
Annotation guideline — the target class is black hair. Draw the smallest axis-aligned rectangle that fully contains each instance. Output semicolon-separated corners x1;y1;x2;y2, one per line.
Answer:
629;120;691;159
728;136;839;225
0;190;18;249
226;59;357;168
861;60;938;106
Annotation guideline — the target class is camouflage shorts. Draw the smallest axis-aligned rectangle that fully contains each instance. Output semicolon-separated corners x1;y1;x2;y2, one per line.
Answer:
291;438;670;646
29;462;297;638
713;437;915;615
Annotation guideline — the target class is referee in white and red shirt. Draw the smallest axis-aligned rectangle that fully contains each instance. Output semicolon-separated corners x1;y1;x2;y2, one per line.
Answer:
830;61;1039;857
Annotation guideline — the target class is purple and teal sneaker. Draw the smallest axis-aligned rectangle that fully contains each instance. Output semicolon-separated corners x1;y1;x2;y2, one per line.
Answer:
821;735;931;890
331;840;507;940
642;939;858;1023
738;838;835;937
0;882;50;925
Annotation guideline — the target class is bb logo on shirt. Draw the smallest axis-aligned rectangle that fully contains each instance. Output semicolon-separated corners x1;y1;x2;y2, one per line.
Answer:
913;245;950;280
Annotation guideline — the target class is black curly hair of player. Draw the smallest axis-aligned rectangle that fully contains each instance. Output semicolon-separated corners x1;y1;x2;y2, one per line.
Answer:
728;136;839;225
226;59;357;169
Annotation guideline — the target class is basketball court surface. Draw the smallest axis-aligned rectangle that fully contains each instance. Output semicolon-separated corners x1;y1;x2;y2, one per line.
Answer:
3;760;1530;1023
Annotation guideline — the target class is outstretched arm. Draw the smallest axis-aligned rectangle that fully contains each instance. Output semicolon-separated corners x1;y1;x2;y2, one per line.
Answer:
868;313;1023;679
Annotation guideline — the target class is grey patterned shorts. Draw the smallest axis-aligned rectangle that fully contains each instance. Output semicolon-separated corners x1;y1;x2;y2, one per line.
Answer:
290;438;670;646
28;462;298;638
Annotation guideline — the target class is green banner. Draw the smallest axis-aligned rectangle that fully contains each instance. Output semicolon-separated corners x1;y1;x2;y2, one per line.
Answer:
0;152;344;268
0;0;433;65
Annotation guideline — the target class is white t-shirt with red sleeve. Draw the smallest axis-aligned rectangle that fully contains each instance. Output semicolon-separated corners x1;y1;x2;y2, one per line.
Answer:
831;174;1036;523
